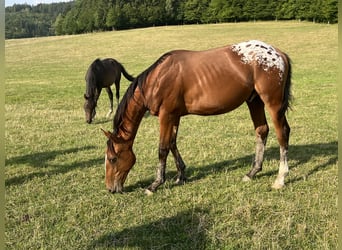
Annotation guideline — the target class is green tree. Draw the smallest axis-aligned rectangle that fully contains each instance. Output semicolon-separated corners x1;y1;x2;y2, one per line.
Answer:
183;0;209;24
54;13;64;35
277;0;297;20
322;0;338;23
165;0;178;24
106;6;116;30
93;0;107;30
62;9;78;34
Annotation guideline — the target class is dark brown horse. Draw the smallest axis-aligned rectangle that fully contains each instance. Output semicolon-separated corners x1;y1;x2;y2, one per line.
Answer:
83;58;134;124
102;40;292;193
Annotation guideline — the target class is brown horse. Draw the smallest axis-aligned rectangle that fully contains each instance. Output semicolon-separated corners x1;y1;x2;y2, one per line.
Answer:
102;40;292;193
83;58;134;124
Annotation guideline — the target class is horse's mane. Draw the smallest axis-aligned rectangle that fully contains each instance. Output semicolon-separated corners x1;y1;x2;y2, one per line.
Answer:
113;52;172;134
85;58;104;97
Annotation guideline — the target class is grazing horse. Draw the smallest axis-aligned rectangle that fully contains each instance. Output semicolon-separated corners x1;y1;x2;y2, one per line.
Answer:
102;40;292;193
83;58;134;124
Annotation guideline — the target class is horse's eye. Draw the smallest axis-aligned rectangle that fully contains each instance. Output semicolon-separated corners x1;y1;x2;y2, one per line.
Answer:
109;157;117;164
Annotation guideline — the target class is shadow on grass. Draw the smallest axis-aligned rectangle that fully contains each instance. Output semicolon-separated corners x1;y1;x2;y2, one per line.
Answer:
5;146;102;186
6;141;337;190
256;141;338;181
88;208;208;250
124;141;337;192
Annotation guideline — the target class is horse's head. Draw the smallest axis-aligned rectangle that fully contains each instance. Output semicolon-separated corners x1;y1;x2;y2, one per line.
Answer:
84;61;101;124
83;94;96;123
102;129;136;193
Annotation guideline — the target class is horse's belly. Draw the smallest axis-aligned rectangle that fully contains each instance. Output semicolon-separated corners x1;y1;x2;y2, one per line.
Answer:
185;86;251;115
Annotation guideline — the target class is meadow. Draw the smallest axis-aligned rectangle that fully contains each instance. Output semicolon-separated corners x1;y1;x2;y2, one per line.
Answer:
5;22;337;249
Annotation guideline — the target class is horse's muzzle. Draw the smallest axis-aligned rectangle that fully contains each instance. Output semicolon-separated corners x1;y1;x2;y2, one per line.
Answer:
107;183;123;194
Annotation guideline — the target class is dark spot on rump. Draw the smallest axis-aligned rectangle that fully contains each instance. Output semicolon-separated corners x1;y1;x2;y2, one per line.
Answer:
246;44;251;47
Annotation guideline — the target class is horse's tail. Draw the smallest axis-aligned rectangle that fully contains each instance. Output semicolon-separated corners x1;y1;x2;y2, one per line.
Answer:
278;53;293;119
120;63;135;82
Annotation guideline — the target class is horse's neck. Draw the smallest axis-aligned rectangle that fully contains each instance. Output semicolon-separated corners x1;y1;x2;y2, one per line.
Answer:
86;84;99;100
117;90;147;142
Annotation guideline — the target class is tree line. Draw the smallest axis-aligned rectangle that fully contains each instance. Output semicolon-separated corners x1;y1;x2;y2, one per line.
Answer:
6;0;338;39
5;2;74;39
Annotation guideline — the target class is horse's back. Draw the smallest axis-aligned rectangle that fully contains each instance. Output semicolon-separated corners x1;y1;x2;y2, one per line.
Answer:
145;47;255;115
143;42;288;116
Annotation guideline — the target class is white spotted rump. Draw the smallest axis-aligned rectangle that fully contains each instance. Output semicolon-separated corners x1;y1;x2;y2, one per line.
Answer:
231;40;285;78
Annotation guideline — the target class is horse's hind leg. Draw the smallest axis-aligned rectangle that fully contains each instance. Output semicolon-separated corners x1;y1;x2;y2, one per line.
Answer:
105;87;114;118
243;95;269;181
269;111;290;189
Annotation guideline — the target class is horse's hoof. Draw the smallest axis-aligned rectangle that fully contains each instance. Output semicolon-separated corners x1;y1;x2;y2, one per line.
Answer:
272;181;284;189
175;177;186;185
242;175;252;182
145;189;154;196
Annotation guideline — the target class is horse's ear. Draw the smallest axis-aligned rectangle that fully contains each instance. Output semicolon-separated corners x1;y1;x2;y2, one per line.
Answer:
101;128;113;139
84;94;89;100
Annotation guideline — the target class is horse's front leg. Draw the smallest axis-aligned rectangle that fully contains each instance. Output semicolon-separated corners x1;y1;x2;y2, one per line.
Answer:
105;87;114;118
146;147;169;193
146;113;175;193
170;123;187;185
114;80;120;107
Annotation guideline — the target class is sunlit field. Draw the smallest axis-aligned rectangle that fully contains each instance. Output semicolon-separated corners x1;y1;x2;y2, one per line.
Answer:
5;21;337;249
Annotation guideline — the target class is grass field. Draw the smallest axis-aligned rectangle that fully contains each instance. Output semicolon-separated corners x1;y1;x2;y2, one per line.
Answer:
5;21;337;249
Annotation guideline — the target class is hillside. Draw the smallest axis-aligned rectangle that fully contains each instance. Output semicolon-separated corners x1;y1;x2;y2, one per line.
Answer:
5;22;338;249
5;0;338;39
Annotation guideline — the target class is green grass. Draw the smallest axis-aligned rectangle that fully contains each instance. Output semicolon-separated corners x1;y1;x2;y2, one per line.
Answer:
5;21;337;249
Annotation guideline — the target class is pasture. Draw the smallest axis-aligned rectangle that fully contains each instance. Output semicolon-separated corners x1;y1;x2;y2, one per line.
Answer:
5;22;337;249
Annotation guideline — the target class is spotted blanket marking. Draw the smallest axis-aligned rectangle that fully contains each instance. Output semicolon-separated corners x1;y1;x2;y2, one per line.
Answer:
231;40;285;78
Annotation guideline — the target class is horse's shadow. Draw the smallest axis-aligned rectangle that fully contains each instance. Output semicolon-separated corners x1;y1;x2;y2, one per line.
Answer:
257;141;337;180
5;146;101;186
124;141;337;192
88;208;208;250
6;141;337;189
88;143;337;249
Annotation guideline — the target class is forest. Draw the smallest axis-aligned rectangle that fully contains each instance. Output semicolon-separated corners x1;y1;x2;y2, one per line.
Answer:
5;0;338;39
5;2;74;38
